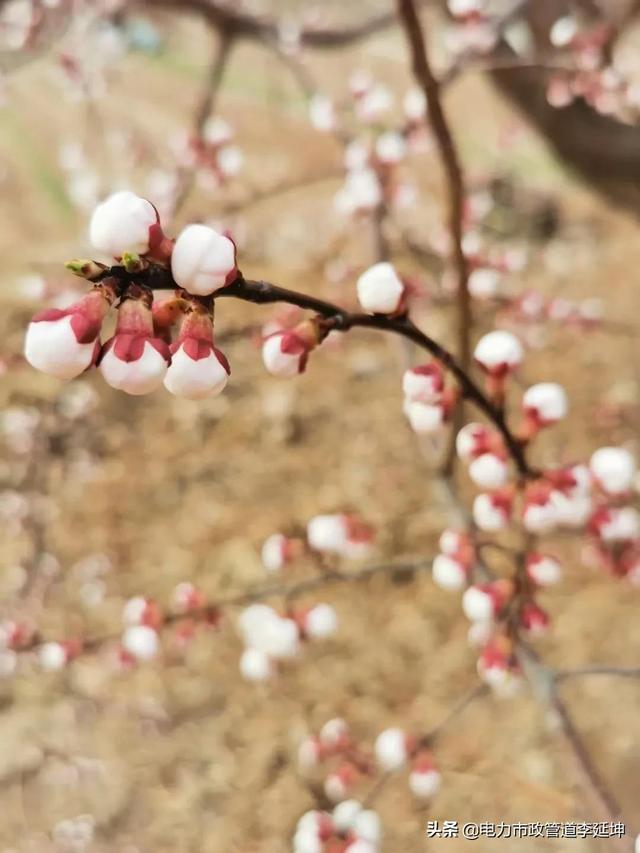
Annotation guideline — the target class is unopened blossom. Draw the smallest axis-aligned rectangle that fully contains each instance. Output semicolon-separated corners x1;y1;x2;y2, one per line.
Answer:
456;422;502;462
164;304;230;399
89;191;162;258
432;553;468;591
332;799;362;833
522;486;558;534
309;94;336;132
319;717;350;748
520;602;550;636
324;762;358;802
171;223;237;296
402;362;444;402
301;604;338;639
474;330;523;375
590;447;636;496
240;605;300;660
375;131;407;165
356;262;405;314
468;453;509;490
171;582;205;613
217;145;244;178
550;15;578;47
239;647;272;682
261;533;296;573
38;641;71;672
24;281;116;380
462;581;513;622
477;641;521;697
472;492;512;531
352;809;381;845
403;86;427;121
526;553;562;586
262;321;318;378
439;527;473;560
522;383;568;429
298;735;323;770
550;489;593;529
356;84;392;123
591;507;640;542
122;625;159;661
203;116;233;146
468;267;501;300
374;727;410;771
403;399;445;434
307;514;373;559
294;811;333;852
99;287;170;395
335;168;382;216
122;595;162;629
409;754;441;799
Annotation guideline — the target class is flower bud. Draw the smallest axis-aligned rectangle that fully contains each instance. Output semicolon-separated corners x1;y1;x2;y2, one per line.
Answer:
590;507;640;542
24;283;115;380
90;191;161;258
403;399;445;434
122;596;162;629
163;305;230;399
171;582;205;614
477;640;521;696
432;554;468;591
403;86;427;121
374;727;409;771
99;287;170;395
526;553;562;586
522;485;558;534
468;453;509;490
522;383;568;430
262;321;318;378
409;755;441;799
309;95;336;132
468;267;500;300
590;447;636;496
302;604;338;639
334;168;382;216
307;514;373;559
121;625;159;661
462;581;512;622
374;131;407;165
474;330;523;375
239;647;272;682
520;601;550;636
456;422;501;462
472;492;512;531
438;528;472;559
319;717;350;748
170;223;237;295
261;533;296;573
298;736;324;770
352;809;381;845
38;641;74;672
332;799;362;833
324;762;358;802
356;262;405;315
402;362;444;402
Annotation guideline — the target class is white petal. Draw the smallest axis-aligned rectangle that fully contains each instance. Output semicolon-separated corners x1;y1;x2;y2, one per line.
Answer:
25;316;95;381
163;346;228;399
100;341;167;395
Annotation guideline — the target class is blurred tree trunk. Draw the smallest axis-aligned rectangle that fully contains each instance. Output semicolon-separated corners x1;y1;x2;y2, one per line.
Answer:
488;0;640;215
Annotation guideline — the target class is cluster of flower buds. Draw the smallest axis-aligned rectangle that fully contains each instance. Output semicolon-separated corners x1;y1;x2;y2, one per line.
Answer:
238;601;338;682
294;801;381;853
402;360;458;435
25;191;238;398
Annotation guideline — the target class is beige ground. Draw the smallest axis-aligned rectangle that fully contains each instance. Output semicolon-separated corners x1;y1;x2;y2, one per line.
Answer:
0;8;639;853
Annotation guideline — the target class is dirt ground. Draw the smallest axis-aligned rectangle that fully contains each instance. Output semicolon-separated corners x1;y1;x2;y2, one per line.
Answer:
0;9;639;853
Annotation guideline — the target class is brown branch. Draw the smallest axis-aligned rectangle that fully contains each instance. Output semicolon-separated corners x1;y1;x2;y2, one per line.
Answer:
555;665;640;680
396;0;470;477
103;265;535;478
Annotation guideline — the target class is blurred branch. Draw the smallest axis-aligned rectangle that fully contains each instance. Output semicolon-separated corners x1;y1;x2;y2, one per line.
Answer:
556;665;640;680
396;0;470;476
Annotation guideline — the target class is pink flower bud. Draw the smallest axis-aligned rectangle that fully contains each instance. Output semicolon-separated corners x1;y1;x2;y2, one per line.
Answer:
122;596;162;629
89;191;161;258
261;533;296;573
0;620;31;650
474;330;523;375
262;327;314;377
99;289;171;395
402;362;444;402
456;422;501;462
356;263;405;315
403;399;445;434
171;582;205;613
472;492;512;531
374;727;409;771
438;527;472;559
409;754;441;799
590;447;636;496
520;602;550;636
324;762;358;802
468;453;509;490
163;307;230;399
590;507;640;542
522;383;568;429
170;223;237;296
122;625;159;661
302;604;338;639
526;553;562;586
432;554;468;591
477;641;520;696
239;647;272;681
24;284;115;380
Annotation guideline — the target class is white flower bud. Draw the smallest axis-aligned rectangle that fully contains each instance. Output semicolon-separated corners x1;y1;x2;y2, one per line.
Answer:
462;586;494;622
319;717;349;746
523;500;557;534
122;625;159;661
217;145;243;178
375;131;407;164
261;533;290;573
332;799;362;833
239;647;272;682
334;168;382;215
170;224;236;296
356;84;392;122
164;334;229;399
25;314;97;381
304;604;338;639
356;262;405;314
352;810;381;844
38;642;68;672
550;15;578;47
472;493;510;531
374;728;408;771
403;86;427;121
101;339;169;395
597;507;640;542
307;515;348;554
526;554;562;586
90;191;159;257
403;399;445;434
474;330;523;373
309;95;336;132
432;554;467;591
402;363;443;402
468;268;500;300
590;447;636;495
409;767;441;799
468;453;508;490
262;331;309;378
523;383;568;425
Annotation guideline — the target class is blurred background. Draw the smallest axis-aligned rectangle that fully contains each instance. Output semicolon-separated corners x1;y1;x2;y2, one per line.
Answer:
0;1;639;850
